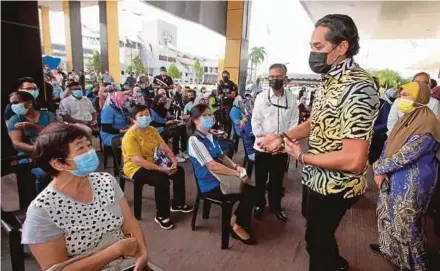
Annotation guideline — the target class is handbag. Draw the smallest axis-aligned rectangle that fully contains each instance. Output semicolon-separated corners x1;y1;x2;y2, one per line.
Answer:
47;231;137;271
209;157;250;195
153;147;172;167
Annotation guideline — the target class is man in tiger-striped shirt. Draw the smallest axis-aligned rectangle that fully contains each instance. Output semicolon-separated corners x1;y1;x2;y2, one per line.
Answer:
257;14;379;271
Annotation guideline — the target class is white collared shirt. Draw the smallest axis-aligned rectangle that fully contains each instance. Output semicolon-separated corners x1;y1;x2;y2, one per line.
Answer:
60;95;96;122
251;88;298;152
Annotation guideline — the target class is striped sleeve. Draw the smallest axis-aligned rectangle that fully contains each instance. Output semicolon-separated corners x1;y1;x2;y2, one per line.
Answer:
188;136;213;166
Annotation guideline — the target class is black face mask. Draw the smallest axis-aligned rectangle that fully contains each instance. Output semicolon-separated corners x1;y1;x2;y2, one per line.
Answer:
269;79;284;90
189;97;195;102
222;76;229;82
308;46;339;74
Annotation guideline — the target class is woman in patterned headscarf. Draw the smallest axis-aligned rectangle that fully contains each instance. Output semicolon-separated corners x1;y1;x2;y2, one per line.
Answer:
370;81;440;271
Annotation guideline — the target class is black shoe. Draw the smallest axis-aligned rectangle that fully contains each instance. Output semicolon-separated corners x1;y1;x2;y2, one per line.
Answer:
336;256;349;271
273;209;288;222
154;216;174;230
230;227;256;245
369;244;381;254
253;206;264;221
170;204;193;213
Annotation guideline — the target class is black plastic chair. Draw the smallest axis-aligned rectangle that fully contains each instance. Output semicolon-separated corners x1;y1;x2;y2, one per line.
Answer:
241;137;254;178
115;152;149;220
1;155;39;271
190;163;240;249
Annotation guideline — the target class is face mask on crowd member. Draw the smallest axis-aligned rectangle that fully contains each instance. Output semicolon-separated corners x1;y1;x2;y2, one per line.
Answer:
71;89;83;99
68;148;100;177
308;22;353;74
222;72;230;83
133;106;152;128
10;91;34;116
398;82;427;114
268;64;287;91
160;69;167;76
19;81;40;100
385;88;398;101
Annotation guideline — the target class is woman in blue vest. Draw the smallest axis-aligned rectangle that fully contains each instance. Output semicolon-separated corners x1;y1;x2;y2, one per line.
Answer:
187;104;257;245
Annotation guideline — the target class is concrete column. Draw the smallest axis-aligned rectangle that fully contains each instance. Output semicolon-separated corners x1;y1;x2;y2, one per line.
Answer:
224;0;251;93
63;0;84;72
40;5;52;55
1;1;44;156
99;0;121;84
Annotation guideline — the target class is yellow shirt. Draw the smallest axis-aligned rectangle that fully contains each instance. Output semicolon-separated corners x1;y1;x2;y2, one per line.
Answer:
122;126;164;178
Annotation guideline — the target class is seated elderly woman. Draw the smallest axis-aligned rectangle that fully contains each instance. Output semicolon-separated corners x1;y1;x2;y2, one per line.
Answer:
21;123;149;271
122;104;193;230
187;104;256;245
150;95;188;162
7;91;57;192
100;92;131;162
133;86;146;105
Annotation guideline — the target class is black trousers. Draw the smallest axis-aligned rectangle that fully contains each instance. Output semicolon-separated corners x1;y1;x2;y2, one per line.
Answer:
254;151;288;211
132;166;186;218
303;187;358;271
163;125;188;155
203;184;256;228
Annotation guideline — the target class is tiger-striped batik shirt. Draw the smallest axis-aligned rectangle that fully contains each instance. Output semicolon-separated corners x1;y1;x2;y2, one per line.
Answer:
302;58;380;199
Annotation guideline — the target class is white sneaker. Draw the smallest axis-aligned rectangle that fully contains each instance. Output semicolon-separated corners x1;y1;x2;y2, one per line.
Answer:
176;156;186;163
180;151;190;159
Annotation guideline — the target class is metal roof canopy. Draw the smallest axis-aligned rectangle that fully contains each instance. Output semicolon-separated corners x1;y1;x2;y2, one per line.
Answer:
300;0;440;40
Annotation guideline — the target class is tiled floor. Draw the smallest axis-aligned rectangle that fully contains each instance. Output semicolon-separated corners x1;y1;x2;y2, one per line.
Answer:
2;143;439;271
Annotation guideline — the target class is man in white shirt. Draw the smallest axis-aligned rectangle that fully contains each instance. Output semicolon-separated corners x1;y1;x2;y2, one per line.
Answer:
387;72;440;134
251;63;297;222
60;82;98;133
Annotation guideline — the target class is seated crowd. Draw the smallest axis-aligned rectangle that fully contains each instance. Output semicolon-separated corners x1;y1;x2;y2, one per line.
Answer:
3;64;440;270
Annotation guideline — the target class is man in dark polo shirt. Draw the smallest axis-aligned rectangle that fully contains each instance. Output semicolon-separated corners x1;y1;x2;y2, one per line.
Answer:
217;70;238;137
153;66;174;98
258;14;379;271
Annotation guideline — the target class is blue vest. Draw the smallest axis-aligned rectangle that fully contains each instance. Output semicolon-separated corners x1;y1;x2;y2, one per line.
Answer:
189;130;222;193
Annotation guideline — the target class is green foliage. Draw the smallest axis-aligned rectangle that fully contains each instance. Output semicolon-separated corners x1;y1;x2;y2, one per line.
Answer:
370;69;410;90
125;56;145;77
193;60;204;83
88;51;101;75
126;64;134;75
131;56;146;76
168;63;182;79
248;46;267;80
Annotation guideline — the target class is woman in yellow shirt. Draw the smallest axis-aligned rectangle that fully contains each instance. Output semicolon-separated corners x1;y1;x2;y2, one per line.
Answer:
122;104;193;229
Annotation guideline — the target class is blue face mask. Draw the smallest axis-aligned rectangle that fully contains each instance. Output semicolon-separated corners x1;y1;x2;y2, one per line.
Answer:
22;89;39;99
137;116;152;128
11;103;29;116
69;149;100;177
386;88;398;100
201;115;215;130
72;90;83;99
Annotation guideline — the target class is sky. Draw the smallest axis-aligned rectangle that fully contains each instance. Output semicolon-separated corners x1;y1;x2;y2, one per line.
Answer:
47;0;439;78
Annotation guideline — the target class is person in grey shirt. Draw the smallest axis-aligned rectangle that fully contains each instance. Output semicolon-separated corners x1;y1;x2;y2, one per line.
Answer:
21;123;149;271
102;70;114;86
